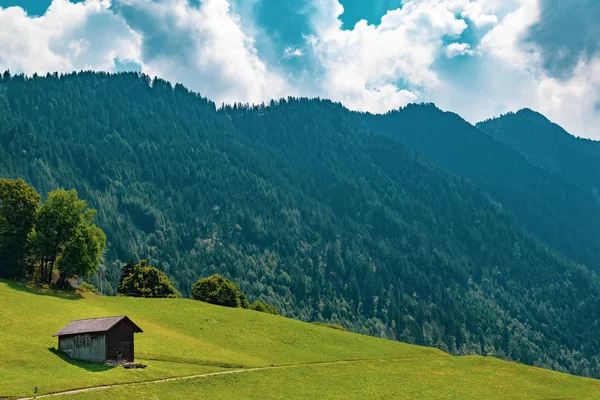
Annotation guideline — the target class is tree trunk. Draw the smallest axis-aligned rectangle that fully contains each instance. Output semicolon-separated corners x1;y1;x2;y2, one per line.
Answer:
47;260;54;284
39;256;45;284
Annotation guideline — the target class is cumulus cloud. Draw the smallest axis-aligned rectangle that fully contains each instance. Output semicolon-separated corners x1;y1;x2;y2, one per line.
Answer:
446;43;475;58
534;58;600;137
479;0;539;68
527;0;600;79
459;1;498;27
306;1;460;112
283;46;304;58
0;0;140;75
1;0;599;137
110;0;287;105
475;0;600;137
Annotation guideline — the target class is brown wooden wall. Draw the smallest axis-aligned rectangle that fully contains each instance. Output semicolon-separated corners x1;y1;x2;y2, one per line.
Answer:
105;319;135;363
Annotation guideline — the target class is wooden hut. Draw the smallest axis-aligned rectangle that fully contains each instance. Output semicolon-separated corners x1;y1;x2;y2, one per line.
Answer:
53;316;143;364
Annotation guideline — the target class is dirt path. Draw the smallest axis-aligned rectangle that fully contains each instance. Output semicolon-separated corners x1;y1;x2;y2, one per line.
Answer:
16;367;274;400
16;357;429;399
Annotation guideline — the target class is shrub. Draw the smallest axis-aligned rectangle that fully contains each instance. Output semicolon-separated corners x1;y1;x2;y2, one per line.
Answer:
78;282;100;295
191;274;247;308
312;322;347;331
118;260;180;298
248;300;278;315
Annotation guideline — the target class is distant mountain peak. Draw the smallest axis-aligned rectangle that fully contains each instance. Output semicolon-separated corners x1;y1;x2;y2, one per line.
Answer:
479;108;581;143
477;106;600;193
514;108;553;124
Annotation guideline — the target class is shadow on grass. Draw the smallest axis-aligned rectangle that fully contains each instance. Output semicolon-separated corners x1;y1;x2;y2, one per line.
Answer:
48;348;116;372
1;280;83;301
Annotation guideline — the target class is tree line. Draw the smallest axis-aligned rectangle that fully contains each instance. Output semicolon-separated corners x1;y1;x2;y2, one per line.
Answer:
116;259;277;314
0;178;105;287
1;176;277;314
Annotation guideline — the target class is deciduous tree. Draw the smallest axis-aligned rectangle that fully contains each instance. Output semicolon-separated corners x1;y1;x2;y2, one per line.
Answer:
29;189;105;284
191;274;248;308
0;179;40;279
118;260;180;298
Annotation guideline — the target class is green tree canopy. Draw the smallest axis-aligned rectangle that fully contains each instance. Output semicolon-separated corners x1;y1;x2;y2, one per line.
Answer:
119;259;137;288
29;189;106;284
56;222;106;288
191;274;248;308
118;260;180;298
0;178;40;279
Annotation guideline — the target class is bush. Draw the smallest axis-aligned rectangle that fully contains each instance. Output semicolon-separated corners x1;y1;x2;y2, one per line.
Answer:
78;282;100;295
249;300;278;315
118;260;180;298
312;322;347;331
191;274;247;308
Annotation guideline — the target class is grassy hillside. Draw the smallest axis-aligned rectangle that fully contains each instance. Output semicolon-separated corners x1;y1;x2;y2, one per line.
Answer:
2;281;600;399
54;358;600;400
0;280;440;397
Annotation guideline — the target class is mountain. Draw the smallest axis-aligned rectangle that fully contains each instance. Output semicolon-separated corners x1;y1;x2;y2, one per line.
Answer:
1;72;600;377
477;109;600;196
3;281;600;399
360;104;600;274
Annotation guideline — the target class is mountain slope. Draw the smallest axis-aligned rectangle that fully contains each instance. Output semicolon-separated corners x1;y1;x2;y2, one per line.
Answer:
477;108;600;195
360;104;600;273
1;72;600;377
3;281;600;399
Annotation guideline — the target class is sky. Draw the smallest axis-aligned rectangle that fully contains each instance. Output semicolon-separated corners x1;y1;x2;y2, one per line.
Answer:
0;0;598;138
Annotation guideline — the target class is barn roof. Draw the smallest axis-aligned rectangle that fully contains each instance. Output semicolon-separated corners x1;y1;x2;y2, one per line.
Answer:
53;316;143;337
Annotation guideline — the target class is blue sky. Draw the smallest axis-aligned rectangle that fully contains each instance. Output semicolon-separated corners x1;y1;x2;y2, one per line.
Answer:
1;1;57;15
0;0;599;138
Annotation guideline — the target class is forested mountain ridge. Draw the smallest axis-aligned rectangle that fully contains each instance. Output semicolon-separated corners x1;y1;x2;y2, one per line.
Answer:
477;109;600;195
1;72;600;377
360;104;600;274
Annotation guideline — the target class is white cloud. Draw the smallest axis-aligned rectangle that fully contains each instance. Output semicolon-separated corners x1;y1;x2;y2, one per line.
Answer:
474;0;600;137
306;0;475;113
0;0;598;138
534;58;600;138
111;0;287;105
427;57;540;125
479;0;540;68
0;0;140;75
446;43;475;58
284;47;304;58
0;0;287;106
459;1;498;26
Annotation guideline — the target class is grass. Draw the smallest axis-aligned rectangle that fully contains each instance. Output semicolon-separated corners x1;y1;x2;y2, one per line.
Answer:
57;358;600;400
0;280;439;397
1;280;600;399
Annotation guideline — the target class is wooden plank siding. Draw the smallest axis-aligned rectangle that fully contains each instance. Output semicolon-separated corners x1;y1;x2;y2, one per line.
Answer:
54;316;142;364
58;333;106;363
105;319;135;363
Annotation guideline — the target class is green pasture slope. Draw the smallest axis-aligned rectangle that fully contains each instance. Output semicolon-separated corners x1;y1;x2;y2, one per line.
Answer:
1;280;599;399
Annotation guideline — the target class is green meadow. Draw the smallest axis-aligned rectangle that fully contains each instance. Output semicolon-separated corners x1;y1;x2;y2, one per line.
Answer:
59;358;600;400
1;280;599;399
